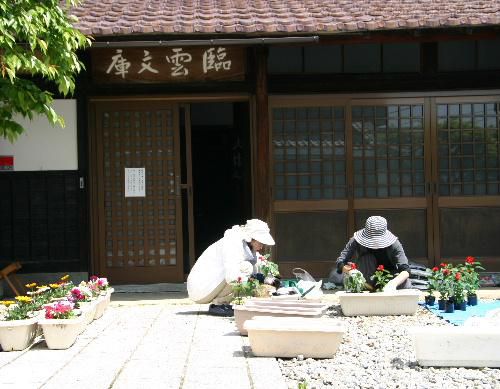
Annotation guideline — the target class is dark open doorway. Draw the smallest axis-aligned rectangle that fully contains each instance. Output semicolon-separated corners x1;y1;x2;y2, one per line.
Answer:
188;102;252;263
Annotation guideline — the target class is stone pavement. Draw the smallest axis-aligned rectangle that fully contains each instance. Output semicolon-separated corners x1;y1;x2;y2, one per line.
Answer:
0;287;288;389
1;285;499;389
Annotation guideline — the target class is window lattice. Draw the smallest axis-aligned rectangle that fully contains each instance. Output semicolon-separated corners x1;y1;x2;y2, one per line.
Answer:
437;102;500;195
352;105;425;198
272;107;346;200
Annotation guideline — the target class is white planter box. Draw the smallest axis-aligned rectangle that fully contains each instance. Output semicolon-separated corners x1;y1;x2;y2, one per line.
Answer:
0;317;38;351
79;301;98;326
246;299;329;310
336;289;420;316
244;316;345;358
234;304;327;335
39;316;84;350
409;326;500;367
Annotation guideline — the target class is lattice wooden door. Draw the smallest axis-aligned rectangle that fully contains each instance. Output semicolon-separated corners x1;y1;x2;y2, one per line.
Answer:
92;101;184;283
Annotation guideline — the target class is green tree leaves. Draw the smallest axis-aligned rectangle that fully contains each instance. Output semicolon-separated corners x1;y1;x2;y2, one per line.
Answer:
0;0;90;141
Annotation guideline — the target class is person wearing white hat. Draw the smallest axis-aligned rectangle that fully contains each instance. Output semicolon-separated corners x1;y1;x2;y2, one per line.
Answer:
333;216;411;291
187;219;275;316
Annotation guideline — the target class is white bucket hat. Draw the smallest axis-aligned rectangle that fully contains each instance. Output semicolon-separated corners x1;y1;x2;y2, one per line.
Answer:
242;219;275;246
353;216;397;249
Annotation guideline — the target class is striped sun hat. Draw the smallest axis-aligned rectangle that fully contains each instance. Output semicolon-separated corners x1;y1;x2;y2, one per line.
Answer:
353;216;398;249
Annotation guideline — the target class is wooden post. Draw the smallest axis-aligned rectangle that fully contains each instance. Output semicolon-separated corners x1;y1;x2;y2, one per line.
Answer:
254;47;271;222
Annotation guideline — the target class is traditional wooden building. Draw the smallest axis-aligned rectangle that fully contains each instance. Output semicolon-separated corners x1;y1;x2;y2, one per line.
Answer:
1;1;500;284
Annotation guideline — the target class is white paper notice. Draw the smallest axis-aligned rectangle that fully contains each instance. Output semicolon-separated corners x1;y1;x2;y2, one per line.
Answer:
125;168;145;197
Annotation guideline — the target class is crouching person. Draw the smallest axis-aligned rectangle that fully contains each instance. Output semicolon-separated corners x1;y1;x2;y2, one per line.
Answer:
187;219;275;316
333;216;412;291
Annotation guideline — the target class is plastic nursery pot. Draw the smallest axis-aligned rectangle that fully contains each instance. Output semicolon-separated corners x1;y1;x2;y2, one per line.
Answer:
456;301;467;311
424;295;436;306
438;299;446;310
445;300;455;313
467;294;478;306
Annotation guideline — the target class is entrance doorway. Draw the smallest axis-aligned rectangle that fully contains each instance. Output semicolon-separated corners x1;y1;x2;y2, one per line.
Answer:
184;102;251;271
89;99;252;284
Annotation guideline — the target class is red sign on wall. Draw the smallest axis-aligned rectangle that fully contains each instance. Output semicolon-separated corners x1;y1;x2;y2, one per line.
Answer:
0;156;14;171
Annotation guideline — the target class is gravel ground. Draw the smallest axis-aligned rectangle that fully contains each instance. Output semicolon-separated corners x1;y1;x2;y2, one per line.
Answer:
278;302;500;389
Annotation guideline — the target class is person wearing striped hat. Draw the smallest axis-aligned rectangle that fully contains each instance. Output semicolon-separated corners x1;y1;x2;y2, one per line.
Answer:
334;216;411;291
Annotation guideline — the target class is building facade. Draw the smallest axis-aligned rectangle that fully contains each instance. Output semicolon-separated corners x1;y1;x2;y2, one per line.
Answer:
1;1;500;283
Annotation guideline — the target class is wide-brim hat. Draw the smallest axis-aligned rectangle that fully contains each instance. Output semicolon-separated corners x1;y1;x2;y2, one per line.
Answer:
353;216;397;249
242;219;275;246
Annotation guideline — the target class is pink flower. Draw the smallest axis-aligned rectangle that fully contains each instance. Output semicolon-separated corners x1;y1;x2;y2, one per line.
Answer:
90;275;99;282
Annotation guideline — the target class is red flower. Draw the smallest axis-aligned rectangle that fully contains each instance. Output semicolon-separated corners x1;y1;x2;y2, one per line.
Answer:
455;272;462;280
237;277;242;283
350;263;357;270
90;275;98;281
440;262;447;267
466;256;475;264
377;265;384;271
442;269;450;276
432;267;439;272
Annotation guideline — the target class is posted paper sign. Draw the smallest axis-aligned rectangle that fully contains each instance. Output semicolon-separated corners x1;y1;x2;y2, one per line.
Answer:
125;168;145;197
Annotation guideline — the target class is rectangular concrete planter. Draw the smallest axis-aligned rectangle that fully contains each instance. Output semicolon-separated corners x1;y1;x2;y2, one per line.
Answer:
0;316;38;351
39;315;85;350
244;316;345;358
246;299;329;310
94;287;114;320
409;326;500;367
234;304;327;335
336;289;420;316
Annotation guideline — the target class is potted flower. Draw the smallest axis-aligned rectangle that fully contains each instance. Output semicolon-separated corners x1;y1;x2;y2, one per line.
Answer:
424;266;441;305
38;300;83;349
436;263;454;311
370;265;394;292
88;276;114;319
336;263;420;316
230;276;259;305
70;284;96;325
0;296;38;351
462;256;484;306
343;264;366;293
451;268;467;311
257;254;281;288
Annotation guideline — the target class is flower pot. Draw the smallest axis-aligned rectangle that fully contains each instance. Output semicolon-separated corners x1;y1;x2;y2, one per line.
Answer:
0;317;38;352
233;304;328;336
336;290;420;316
39;316;84;350
409;326;500;367
424;295;436;306
244;317;345;358
445;300;455;313
78;301;97;326
467;294;478;306
456;301;467;311
437;299;446;310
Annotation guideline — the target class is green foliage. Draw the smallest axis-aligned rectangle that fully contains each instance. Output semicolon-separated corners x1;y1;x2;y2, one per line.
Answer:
0;0;91;141
344;269;366;293
3;296;35;321
370;265;394;292
298;382;308;389
230;277;259;305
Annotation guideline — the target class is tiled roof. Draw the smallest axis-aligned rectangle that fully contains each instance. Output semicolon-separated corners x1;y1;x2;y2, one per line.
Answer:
71;0;500;37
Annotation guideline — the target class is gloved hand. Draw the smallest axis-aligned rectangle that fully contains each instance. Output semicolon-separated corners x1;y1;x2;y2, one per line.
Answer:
383;279;398;292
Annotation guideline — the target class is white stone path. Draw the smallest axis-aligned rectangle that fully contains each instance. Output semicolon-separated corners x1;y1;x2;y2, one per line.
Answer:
0;305;287;389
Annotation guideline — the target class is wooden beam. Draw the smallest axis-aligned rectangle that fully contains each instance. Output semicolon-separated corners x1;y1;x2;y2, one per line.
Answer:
254;47;271;222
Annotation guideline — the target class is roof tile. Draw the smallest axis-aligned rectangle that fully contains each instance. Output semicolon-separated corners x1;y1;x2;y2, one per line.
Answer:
70;0;500;37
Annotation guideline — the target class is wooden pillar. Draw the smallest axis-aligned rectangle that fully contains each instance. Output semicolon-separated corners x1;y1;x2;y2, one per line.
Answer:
254;47;271;222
